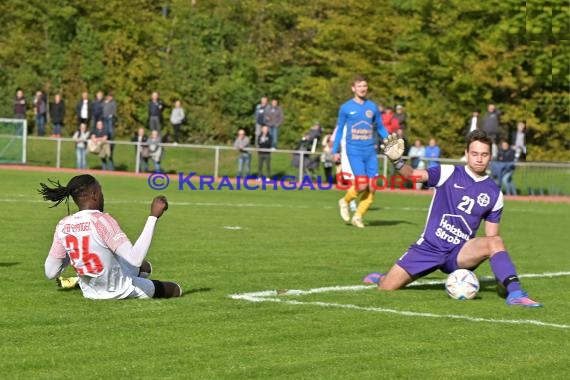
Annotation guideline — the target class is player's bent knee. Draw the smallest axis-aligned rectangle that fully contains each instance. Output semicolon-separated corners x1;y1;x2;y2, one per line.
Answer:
487;236;505;251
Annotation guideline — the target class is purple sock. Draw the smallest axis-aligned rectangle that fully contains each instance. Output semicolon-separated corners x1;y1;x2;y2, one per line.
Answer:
489;251;522;293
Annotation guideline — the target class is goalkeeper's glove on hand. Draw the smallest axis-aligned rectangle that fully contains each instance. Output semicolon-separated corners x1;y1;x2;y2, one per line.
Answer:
381;133;406;170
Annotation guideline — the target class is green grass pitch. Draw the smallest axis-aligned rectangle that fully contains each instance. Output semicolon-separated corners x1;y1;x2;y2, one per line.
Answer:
1;169;569;379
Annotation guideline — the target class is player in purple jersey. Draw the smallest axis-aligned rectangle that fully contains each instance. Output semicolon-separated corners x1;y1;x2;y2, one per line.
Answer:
332;75;388;228
363;130;541;307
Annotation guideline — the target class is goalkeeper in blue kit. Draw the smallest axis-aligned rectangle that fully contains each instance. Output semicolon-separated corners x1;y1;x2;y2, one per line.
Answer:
332;75;388;228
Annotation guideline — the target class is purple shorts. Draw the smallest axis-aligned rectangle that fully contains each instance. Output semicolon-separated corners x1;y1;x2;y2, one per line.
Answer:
397;243;474;278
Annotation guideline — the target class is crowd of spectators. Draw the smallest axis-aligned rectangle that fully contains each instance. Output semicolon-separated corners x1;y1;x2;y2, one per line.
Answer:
11;89;529;195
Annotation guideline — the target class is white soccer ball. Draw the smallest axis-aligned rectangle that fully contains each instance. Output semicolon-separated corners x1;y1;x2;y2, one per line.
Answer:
445;269;480;300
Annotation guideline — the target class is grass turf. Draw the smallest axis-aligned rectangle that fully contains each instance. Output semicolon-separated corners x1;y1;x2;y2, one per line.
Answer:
0;169;569;379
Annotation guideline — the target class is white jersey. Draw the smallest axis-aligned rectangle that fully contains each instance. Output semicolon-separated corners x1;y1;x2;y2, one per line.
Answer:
48;210;137;299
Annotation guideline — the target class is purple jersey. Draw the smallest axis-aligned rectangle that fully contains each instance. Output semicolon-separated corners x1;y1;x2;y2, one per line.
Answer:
414;165;503;253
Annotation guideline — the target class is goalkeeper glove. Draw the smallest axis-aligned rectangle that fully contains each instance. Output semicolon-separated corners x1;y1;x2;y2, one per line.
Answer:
381;133;406;170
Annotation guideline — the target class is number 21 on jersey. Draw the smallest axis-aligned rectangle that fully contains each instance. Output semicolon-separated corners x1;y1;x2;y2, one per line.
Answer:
65;235;104;276
457;196;474;214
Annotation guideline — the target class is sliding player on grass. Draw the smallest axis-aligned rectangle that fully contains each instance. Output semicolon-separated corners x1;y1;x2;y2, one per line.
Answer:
39;174;182;299
364;130;541;307
332;75;388;228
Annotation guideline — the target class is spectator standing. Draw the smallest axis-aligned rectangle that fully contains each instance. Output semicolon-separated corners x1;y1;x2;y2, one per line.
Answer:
92;91;105;127
394;105;407;131
49;94;65;138
34;91;47;136
234;129;251;177
103;92;117;138
466;109;482;135
424;138;441;169
408;139;426;170
382;106;400;134
408;139;426;189
257;125;272;178
72;123;90;169
14;89;27;119
169;99;185;144
511;121;527;162
497;140;517;195
253;96;269;147
131;128;149;173
147;130;163;173
76;91;92;126
265;99;283;148
482;104;502;143
148;91;164;133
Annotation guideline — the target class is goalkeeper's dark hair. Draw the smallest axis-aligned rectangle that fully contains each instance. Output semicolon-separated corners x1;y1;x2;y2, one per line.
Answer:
466;129;493;151
38;174;98;213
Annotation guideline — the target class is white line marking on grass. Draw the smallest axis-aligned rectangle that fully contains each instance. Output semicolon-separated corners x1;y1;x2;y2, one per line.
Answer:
230;272;570;330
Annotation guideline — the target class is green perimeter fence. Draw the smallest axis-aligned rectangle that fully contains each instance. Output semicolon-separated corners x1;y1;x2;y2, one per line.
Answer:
2;135;570;196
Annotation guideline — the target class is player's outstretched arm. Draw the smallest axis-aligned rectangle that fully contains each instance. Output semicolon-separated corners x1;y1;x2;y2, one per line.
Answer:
114;196;168;267
381;133;428;183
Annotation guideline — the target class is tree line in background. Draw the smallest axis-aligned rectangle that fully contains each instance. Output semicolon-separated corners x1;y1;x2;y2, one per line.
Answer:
0;0;568;160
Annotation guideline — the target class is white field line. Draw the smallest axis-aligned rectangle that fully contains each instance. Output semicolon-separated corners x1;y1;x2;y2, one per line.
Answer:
0;197;565;214
229;272;570;330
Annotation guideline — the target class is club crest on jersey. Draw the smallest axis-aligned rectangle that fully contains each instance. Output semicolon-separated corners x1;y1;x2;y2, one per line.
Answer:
365;110;373;118
477;193;490;207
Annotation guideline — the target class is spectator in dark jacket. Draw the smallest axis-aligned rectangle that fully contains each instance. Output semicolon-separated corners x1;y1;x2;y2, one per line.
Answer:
34;91;47;136
394;105;407;131
148;91;164;133
482;104;502;143
92;91;105;125
496;140;517;195
49;94;65;137
14;89;27;119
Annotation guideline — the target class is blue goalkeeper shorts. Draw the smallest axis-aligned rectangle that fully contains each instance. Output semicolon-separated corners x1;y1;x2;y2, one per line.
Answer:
344;149;378;178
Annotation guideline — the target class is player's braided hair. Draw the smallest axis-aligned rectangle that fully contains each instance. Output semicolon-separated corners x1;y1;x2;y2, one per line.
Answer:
38;174;98;213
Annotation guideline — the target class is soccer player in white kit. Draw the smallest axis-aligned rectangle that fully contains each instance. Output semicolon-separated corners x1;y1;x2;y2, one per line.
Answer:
40;174;182;299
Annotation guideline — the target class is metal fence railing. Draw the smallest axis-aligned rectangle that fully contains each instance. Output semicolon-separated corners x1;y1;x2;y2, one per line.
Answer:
8;135;570;196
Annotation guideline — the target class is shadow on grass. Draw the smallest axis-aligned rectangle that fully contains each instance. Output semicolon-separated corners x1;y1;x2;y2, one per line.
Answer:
183;287;212;295
0;262;20;267
366;220;416;227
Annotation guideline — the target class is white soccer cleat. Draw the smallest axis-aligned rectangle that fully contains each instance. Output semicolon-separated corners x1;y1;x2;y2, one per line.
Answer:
351;215;365;228
338;198;351;222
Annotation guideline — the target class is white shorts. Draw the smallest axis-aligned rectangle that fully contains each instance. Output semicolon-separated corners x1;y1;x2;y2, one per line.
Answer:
118;256;155;299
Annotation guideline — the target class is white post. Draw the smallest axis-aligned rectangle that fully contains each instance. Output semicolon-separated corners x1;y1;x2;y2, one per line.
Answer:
56;137;61;169
22;120;28;164
135;140;141;174
382;155;388;179
214;146;220;178
298;151;304;180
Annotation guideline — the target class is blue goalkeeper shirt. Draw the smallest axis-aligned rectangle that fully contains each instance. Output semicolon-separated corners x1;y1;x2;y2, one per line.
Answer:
332;98;388;154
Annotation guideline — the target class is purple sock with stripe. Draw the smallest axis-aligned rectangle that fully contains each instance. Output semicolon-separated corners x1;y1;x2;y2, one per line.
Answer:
489;251;522;293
